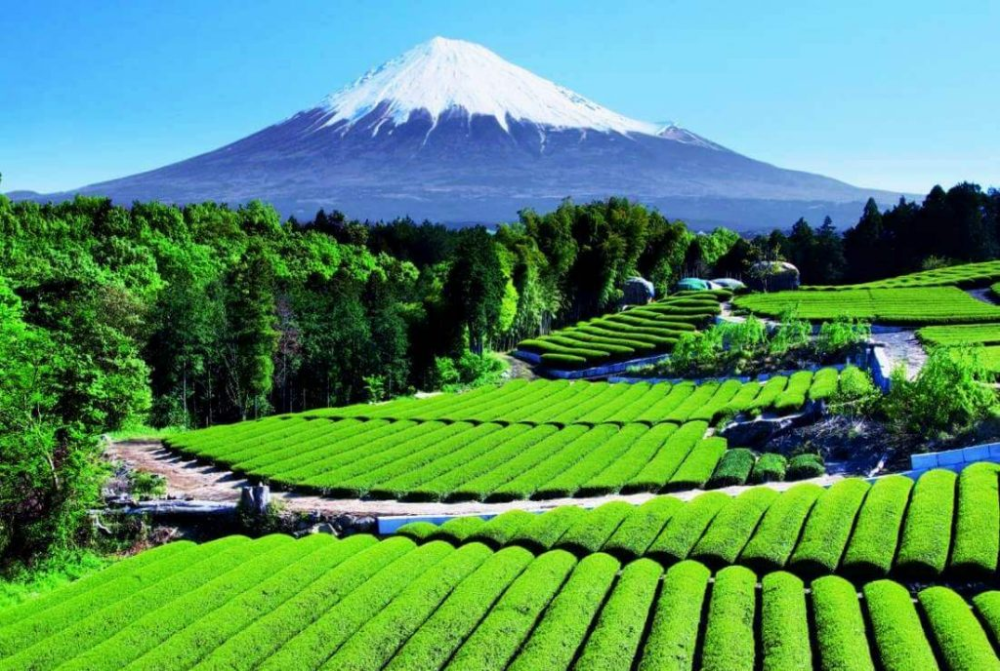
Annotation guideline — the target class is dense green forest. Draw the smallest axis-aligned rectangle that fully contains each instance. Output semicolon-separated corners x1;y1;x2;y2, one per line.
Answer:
0;181;997;564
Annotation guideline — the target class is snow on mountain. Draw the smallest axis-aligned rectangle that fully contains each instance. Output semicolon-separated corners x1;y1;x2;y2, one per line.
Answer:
656;123;730;152
318;36;661;136
30;36;906;229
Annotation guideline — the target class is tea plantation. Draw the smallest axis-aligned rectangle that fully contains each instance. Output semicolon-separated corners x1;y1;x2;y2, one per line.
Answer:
398;463;1000;582
736;286;1000;324
515;290;727;368
164;373;842;501
2;531;998;670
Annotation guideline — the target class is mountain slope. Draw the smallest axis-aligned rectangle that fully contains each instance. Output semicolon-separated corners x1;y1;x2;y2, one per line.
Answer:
37;37;902;228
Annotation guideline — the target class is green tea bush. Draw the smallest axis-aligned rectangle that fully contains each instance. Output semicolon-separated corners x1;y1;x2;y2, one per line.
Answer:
810;575;876;671
786;453;825;481
840;475;912;581
637;561;711;671
700;566;757;671
760;572;812;671
919;586;1000;671
829;365;879;418
706;448;756;488
749;453;787;483
863;580;938;671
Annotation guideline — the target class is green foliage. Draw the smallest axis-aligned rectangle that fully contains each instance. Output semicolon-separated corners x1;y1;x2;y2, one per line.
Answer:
769;309;811;355
637;560;711;671
739;483;823;573
432;351;508;392
919;586;1000;671
895;469;956;578
863;579;938;671
829;364;880;418
840;475;912;581
127;470;167;500
810;575;876;671
789;479;869;577
507;553;619;671
884;346;1000;438
707;447;756;488
448;549;577;670
949;462;1000;577
701;565;757;671
786;453;825;481
738;285;1000;325
691;488;777;568
817;316;871;356
749;453;787;483
573;558;661;671
601;497;682;560
760;572;812;671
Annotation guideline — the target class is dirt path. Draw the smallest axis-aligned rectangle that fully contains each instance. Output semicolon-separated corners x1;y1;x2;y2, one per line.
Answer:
967;287;999;305
107;440;843;518
501;353;540;381
872;329;927;379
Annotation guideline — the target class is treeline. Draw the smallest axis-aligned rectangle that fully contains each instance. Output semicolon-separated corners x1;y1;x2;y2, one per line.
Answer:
738;183;1000;284
1;182;996;563
0;194;702;561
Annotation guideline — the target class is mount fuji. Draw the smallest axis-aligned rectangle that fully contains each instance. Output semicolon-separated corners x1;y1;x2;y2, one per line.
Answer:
34;37;903;228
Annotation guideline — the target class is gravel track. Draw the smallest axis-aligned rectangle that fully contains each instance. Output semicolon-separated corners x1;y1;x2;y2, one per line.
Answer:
107;440;843;518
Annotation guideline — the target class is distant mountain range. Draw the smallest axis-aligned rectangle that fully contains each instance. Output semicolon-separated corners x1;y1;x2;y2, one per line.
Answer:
11;37;907;229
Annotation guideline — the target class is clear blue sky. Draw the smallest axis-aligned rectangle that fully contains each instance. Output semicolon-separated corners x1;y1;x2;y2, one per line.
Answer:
1;0;997;195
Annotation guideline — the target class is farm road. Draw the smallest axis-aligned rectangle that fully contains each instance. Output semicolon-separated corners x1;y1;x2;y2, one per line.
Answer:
107;439;843;518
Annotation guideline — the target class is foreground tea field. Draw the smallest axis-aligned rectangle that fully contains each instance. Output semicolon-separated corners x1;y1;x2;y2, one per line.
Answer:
2;533;998;671
736;286;1000;324
515;291;727;368
166;374;840;501
398;463;1000;582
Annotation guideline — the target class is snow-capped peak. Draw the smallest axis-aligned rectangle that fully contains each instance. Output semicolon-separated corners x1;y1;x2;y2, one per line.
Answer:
318;37;661;135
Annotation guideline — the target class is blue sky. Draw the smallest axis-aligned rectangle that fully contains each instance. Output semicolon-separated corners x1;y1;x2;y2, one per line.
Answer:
1;0;997;195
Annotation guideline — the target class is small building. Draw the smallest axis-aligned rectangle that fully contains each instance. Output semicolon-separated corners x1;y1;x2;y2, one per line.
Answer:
746;261;800;292
622;276;655;306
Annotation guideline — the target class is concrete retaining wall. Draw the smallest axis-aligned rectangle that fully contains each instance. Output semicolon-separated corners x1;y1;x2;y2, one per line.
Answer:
865;346;894;392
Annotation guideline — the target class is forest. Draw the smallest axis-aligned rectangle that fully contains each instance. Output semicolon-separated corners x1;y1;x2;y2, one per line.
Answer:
0;181;998;563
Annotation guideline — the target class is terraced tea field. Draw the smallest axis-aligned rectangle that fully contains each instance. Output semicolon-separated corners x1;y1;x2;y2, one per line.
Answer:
801;259;1000;290
516;291;726;368
736;286;1000;324
398;463;1000;582
165;374;841;501
2;532;998;671
916;323;1000;373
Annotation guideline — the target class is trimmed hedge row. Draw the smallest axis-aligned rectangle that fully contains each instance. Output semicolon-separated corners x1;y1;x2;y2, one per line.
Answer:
8;535;1000;671
516;291;726;367
737;285;1000;325
760;572;812;671
164;373;837;502
397;467;1000;583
